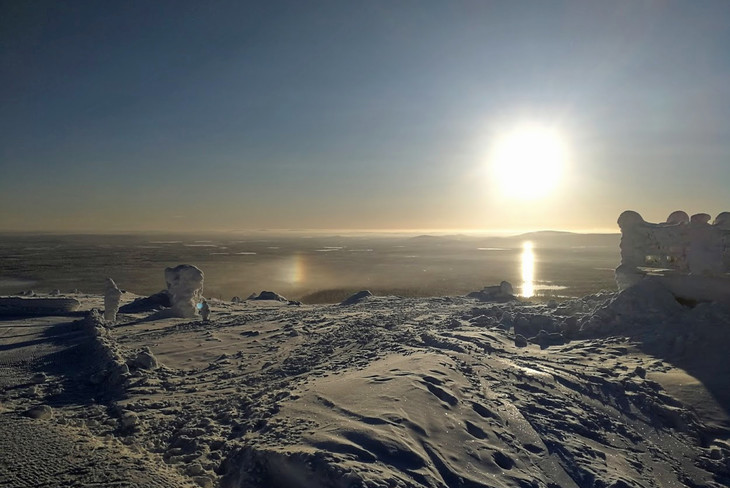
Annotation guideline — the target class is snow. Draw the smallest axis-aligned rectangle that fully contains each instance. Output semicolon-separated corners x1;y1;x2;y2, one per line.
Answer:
616;210;730;303
164;264;205;318
103;277;122;323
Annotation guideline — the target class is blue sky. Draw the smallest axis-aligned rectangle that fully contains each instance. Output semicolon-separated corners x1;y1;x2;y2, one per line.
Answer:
2;1;729;232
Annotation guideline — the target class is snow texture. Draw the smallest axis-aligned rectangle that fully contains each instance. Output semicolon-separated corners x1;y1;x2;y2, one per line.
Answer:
1;288;730;488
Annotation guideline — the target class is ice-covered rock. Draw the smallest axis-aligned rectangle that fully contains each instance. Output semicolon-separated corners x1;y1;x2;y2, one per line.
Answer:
340;290;373;305
120;411;139;431
499;311;513;329
579;278;683;336
133;347;159;370
164;265;204;318
104;278;123;323
118;290;171;313
251;291;288;302
24;405;53;420
513;313;557;337
467;281;515;302
530;330;565;349
30;373;47;384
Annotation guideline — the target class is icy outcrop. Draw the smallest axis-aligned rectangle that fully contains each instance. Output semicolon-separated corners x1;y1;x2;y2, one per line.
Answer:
467;281;515;302
616;210;730;302
607;278;682;318
251;291;288;302
118;290;171;313
104;278;123;323
340;290;373;305
133;347;159;370
164;265;204;318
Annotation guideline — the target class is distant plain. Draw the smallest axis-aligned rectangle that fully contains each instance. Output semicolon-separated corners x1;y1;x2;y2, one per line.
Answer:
0;232;620;302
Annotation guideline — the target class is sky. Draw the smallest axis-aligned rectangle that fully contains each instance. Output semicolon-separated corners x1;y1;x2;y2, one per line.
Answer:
1;1;729;233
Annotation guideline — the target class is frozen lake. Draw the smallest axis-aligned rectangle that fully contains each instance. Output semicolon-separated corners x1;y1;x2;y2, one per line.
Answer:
0;231;620;302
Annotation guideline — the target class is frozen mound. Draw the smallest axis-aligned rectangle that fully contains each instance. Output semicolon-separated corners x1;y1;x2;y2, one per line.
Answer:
575;279;681;336
118;290;171;313
339;290;373;305
251;291;288;302
607;278;683;317
80;309;130;388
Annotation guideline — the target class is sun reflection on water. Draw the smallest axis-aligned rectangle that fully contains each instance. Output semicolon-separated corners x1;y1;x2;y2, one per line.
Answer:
521;241;535;298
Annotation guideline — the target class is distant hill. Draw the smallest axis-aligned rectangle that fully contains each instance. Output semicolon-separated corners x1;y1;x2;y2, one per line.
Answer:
406;231;619;249
502;231;620;248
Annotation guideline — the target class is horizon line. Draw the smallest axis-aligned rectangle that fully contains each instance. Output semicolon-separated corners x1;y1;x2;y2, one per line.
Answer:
0;226;620;236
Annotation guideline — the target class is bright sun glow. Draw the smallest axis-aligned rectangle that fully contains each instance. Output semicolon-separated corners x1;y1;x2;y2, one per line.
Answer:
490;126;567;199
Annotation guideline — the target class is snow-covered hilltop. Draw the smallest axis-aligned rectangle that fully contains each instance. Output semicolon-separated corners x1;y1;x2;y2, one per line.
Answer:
1;284;729;487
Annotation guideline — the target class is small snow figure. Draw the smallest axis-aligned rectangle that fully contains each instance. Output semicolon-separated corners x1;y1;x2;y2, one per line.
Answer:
104;278;123;324
199;299;211;322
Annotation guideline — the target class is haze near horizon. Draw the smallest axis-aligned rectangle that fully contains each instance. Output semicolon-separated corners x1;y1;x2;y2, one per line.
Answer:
2;1;729;233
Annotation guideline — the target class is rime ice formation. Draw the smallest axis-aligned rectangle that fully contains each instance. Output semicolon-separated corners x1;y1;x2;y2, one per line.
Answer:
104;278;122;323
164;265;204;318
616;210;730;302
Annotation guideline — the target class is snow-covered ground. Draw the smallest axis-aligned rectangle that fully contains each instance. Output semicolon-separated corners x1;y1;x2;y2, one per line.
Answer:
1;284;729;487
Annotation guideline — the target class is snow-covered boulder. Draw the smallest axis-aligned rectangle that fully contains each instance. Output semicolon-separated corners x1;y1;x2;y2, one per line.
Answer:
340;290;373;305
251;291;288;302
118;290;171;313
164;265;204;318
467;281;515;302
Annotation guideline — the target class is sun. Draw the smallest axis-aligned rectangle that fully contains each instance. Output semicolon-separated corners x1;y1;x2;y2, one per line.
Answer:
490;126;567;199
